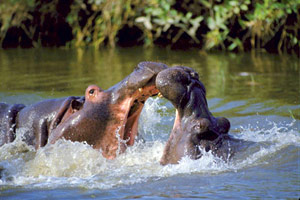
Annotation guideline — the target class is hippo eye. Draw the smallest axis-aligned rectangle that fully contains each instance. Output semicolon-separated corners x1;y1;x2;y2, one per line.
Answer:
89;89;95;95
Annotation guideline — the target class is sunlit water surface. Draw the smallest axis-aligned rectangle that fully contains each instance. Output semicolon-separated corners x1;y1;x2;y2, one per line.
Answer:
0;48;299;199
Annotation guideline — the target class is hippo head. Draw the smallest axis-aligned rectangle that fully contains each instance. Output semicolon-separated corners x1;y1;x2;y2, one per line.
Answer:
48;62;168;159
156;66;230;165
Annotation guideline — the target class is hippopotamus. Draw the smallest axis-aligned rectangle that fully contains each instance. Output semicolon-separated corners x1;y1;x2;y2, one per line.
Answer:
0;61;167;159
156;66;234;165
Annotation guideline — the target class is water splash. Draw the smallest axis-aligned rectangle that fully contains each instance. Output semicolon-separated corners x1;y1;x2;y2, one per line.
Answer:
235;119;299;146
138;97;174;141
231;118;300;168
0;98;299;190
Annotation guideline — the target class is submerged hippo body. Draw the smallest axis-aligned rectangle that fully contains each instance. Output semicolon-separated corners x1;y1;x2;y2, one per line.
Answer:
156;66;235;165
0;103;25;144
16;96;85;149
0;62;167;159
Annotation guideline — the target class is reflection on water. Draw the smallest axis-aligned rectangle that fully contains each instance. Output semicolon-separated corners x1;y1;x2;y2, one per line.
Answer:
0;48;299;199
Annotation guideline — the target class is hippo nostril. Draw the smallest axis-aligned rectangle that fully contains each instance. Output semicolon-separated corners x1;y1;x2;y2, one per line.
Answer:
89;89;95;95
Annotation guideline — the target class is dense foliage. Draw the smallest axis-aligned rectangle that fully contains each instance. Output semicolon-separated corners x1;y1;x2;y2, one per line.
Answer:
0;0;299;53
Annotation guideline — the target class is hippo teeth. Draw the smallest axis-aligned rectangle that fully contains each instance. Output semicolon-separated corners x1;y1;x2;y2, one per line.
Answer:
158;92;163;98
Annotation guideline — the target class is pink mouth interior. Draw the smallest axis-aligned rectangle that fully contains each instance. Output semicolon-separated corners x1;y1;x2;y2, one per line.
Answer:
122;85;159;147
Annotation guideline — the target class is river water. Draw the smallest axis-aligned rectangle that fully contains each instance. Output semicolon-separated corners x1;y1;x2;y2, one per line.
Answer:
0;48;299;199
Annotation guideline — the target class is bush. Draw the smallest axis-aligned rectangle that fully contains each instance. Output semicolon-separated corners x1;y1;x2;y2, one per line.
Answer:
0;0;299;53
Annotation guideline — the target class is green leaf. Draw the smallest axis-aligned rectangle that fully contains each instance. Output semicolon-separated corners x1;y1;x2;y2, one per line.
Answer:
190;16;204;26
152;8;163;16
229;1;238;6
162;3;170;11
240;4;248;11
238;19;246;29
292;36;298;45
228;42;237;50
67;15;74;24
170;9;177;16
207;17;216;30
199;0;212;8
234;7;240;14
186;12;192;19
26;0;35;7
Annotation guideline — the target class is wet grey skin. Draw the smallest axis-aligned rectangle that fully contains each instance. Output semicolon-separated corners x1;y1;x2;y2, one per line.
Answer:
0;62;168;159
156;66;235;165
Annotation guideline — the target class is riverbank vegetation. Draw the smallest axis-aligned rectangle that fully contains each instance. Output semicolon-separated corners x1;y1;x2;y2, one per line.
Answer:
0;0;299;54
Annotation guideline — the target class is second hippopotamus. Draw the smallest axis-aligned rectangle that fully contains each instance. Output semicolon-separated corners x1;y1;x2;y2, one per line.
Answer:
156;66;233;165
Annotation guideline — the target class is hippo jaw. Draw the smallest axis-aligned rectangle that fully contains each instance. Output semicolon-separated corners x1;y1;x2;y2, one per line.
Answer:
159;111;221;165
100;62;168;158
118;83;160;147
156;66;231;165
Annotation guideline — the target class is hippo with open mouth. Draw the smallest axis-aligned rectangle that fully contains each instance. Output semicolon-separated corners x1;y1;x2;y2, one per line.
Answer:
0;62;167;159
156;66;234;165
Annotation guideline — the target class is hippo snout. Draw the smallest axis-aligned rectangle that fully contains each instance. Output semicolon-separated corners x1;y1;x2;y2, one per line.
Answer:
156;67;191;107
157;65;232;165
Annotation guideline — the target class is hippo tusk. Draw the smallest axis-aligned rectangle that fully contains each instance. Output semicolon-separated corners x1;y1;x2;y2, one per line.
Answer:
158;92;163;98
138;88;143;93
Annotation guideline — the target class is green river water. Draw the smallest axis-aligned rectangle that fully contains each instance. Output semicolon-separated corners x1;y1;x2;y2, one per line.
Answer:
0;47;299;199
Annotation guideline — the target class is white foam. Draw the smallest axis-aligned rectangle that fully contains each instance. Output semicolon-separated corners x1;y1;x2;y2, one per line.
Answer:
235;119;300;146
0;99;299;190
138;97;174;140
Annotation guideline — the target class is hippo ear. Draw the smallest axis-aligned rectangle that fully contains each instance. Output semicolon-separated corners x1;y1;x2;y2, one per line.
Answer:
215;117;230;134
49;97;84;131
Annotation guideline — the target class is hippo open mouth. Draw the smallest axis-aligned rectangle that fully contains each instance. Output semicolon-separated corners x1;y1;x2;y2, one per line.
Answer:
121;80;159;146
78;61;168;159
